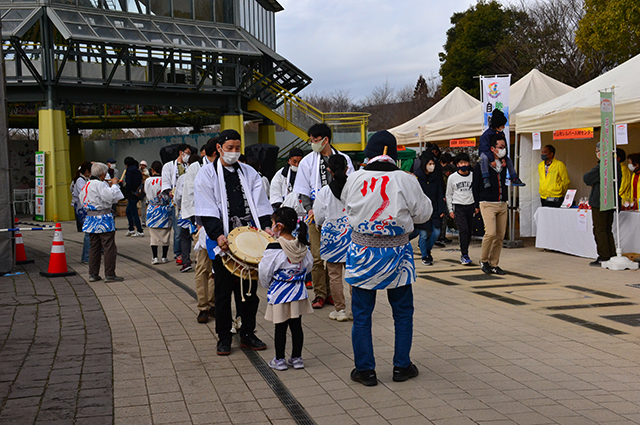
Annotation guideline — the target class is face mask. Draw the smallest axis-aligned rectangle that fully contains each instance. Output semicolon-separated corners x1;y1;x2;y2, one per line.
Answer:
629;163;636;172
181;153;190;163
290;165;298;172
596;151;601;160
497;148;506;158
458;165;469;172
222;151;240;165
311;139;324;153
541;154;548;161
108;164;114;169
426;164;436;173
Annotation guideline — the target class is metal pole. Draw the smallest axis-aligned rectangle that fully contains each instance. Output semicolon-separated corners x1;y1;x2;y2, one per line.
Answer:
611;87;621;252
0;17;16;274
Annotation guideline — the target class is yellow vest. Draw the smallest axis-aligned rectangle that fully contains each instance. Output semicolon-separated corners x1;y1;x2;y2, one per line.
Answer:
538;159;570;199
619;164;632;199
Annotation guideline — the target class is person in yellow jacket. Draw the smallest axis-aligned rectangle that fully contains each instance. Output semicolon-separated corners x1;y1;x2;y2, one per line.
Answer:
628;153;640;209
538;145;569;207
617;148;632;200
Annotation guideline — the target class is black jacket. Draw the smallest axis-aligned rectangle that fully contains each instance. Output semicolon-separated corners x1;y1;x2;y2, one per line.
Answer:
583;161;621;209
472;162;508;208
124;166;142;201
415;165;445;224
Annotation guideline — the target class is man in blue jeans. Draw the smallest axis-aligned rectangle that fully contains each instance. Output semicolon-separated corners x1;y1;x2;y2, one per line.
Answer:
341;131;432;386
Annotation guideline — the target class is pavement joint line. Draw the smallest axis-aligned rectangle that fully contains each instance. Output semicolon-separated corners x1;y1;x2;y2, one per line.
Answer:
550;313;628;335
565;285;627;299
546;301;636;310
474;290;528;306
116;248;317;425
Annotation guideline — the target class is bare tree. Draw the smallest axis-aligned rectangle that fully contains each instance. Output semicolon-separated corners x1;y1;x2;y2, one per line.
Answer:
363;79;396;107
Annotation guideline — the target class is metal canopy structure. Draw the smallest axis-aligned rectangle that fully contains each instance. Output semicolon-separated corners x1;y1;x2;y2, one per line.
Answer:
0;1;311;128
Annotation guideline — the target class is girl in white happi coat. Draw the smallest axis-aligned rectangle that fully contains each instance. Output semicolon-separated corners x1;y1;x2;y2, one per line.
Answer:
145;161;172;263
314;155;352;322
259;207;313;371
270;148;304;209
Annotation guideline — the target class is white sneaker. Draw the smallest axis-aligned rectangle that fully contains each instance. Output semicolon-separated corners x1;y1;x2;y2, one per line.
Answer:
151;257;160;265
329;310;338;320
287;357;304;369
125;230;135;236
269;358;288;371
329;309;350;321
161;258;169;264
131;231;145;237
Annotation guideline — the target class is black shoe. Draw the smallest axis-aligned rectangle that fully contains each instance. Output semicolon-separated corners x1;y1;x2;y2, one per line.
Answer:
89;275;101;282
434;241;445;248
589;259;602;267
443;237;452;244
240;334;267;351
421;257;433;266
216;337;231;355
481;262;493;275
393;363;419;382
491;266;506;275
208;307;216;318
511;178;526;187
350;368;377;386
197;310;209;324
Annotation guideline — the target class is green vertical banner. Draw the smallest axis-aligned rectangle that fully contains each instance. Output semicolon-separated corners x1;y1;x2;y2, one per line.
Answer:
599;92;615;211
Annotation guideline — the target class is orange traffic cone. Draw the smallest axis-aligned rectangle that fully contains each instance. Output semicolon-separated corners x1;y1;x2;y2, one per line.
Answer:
40;223;76;277
15;218;34;265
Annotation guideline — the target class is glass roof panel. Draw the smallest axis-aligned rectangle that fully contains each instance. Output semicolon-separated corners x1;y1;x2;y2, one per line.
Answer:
155;22;180;33
176;24;203;36
117;28;147;42
189;36;214;49
129;18;160;32
66;23;98;38
55;10;85;24
236;41;257;53
165;34;193;46
197;27;223;39
93;26;124;40
3;9;36;20
108;16;135;29
219;29;243;40
141;31;170;44
2;21;24;33
83;14;111;27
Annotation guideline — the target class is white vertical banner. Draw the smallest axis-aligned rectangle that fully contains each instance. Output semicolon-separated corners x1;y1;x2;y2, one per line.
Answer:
481;75;511;148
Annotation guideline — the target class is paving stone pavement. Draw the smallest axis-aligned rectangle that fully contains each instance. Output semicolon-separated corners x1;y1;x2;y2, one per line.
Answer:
3;217;640;425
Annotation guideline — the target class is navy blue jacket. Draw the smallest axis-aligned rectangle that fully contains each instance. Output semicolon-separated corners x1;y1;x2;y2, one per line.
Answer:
472;162;508;208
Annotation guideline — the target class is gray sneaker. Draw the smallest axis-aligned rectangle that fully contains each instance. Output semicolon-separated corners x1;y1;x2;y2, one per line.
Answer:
88;275;101;282
269;358;288;371
287;357;304;369
104;276;124;282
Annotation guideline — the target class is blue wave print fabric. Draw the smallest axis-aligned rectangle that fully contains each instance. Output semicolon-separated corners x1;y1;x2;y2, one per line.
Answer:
320;216;351;263
146;204;172;229
355;217;405;236
177;215;197;233
345;242;415;290
267;269;309;305
82;206;115;234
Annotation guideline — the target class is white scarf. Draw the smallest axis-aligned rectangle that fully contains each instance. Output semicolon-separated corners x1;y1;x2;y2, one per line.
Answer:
311;147;336;197
216;159;262;236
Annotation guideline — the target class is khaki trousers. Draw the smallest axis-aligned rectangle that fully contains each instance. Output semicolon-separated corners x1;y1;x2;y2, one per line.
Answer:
479;202;508;267
326;262;346;311
308;223;330;299
193;231;215;311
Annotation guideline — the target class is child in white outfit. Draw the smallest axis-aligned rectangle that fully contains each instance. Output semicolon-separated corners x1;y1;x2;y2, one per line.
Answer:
259;207;313;371
314;155;352;322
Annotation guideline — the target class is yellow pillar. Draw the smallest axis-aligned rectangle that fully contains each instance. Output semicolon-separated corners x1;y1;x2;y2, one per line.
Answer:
38;108;74;222
221;113;245;151
258;120;276;145
68;133;85;171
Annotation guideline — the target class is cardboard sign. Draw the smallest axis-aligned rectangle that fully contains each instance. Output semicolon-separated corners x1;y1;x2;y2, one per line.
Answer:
553;128;594;140
450;138;476;147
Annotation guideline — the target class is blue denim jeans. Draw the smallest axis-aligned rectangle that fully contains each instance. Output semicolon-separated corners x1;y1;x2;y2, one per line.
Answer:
410;220;440;259
80;232;90;263
126;199;142;232
351;284;414;371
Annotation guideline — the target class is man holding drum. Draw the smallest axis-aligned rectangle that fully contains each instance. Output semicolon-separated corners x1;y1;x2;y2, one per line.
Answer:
194;129;274;355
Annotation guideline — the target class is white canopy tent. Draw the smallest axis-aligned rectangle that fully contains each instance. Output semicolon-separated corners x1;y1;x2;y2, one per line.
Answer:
389;87;479;146
420;69;574;143
516;54;640;237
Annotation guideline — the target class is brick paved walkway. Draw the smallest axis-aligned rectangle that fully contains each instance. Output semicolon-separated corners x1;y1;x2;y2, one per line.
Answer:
3;217;640;425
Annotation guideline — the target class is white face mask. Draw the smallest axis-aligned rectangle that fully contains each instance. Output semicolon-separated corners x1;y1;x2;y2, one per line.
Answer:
497;148;507;158
629;163;636;172
596;151;601;160
222;151;240;165
181;153;190;163
311;140;324;153
290;165;298;172
426;164;436;173
108;163;114;169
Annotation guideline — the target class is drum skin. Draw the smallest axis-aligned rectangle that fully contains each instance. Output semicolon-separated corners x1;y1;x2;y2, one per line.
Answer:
222;226;274;279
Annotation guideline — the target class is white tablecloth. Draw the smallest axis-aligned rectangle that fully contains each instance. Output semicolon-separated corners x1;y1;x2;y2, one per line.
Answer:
534;207;640;259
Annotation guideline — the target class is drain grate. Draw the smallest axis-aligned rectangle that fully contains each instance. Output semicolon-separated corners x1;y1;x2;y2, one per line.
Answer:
473;282;547;289
565;285;626;299
456;274;502;281
417;274;459;286
603;313;640;327
475;291;527;305
551;314;627;335
547;302;635;311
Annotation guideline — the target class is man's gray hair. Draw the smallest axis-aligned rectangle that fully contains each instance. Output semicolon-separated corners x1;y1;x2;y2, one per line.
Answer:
91;162;109;177
595;142;601;152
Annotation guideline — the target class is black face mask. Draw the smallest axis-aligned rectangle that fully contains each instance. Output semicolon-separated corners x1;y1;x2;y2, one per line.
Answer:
541;154;548;161
458;166;470;172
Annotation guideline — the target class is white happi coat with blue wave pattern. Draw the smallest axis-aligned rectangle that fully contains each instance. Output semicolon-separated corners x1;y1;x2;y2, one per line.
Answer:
81;179;124;233
259;244;313;305
314;185;351;263
341;167;432;290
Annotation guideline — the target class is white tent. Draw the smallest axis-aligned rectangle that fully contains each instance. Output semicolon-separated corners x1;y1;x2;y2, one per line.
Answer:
389;87;479;146
420;69;574;143
517;54;640;237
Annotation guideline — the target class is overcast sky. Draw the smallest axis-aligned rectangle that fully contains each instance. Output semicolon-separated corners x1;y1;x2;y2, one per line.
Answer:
275;0;479;103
